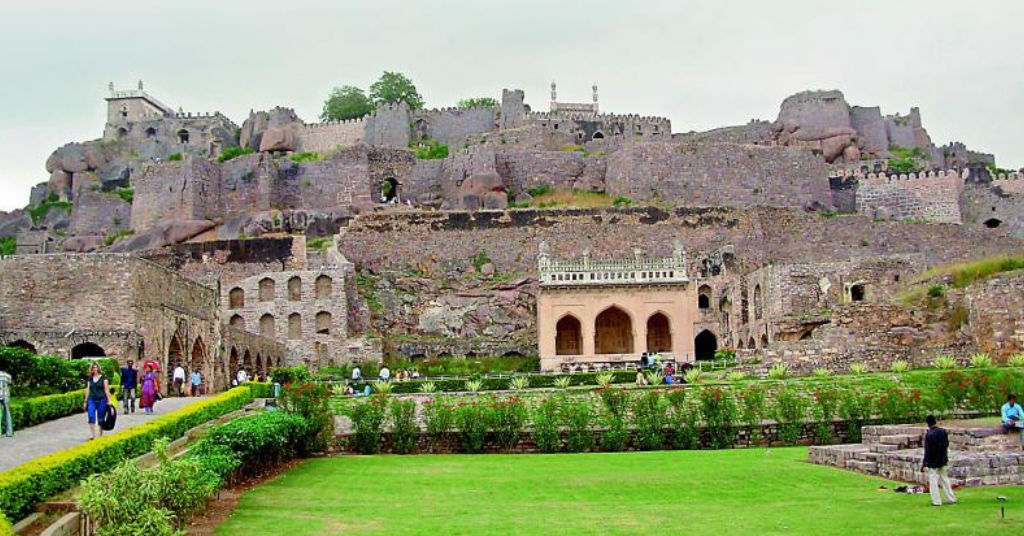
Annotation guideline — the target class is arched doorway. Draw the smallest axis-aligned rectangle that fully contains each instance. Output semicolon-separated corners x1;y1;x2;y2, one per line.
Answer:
592;131;605;140
555;314;582;355
256;354;264;376
229;347;239;377
595;306;634;354
754;284;763;319
760;334;769;348
984;218;1002;229
190;338;205;378
849;283;866;302
748;337;756;349
5;340;36;353
694;330;718;360
646;312;672;353
242;350;253;372
71;342;106;359
381;177;399;203
177;129;190;144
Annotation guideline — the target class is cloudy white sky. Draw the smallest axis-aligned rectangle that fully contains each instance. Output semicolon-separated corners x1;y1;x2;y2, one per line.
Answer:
0;0;1021;211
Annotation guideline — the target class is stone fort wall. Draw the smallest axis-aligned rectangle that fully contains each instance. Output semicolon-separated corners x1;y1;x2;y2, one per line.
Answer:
336;206;1024;276
604;142;832;209
831;169;966;224
295;118;367;153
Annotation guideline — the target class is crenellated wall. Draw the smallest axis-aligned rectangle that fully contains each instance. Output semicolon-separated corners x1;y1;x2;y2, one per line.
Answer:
831;169;967;223
295;117;367;153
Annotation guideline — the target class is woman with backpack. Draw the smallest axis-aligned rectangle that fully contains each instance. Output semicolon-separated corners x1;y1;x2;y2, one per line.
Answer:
83;362;114;440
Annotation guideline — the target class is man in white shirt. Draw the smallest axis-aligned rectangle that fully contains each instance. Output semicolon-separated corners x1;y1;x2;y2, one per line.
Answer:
172;365;186;397
0;371;12;437
237;369;249;384
379;365;391;381
351;366;362;382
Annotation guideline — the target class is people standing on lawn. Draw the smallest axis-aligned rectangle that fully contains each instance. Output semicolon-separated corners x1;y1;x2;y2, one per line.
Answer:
172;364;186;396
139;363;160;414
379;365;391;381
236;368;249;385
190;369;202;397
83;362;114;440
351;365;362;382
120;359;138;413
1002;394;1024;449
920;415;957;507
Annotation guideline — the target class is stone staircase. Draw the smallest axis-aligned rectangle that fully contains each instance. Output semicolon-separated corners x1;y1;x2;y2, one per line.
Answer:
809;424;1024;486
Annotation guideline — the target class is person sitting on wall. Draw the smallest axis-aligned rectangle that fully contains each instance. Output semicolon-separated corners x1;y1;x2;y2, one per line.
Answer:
1002;394;1024;450
635;369;648;386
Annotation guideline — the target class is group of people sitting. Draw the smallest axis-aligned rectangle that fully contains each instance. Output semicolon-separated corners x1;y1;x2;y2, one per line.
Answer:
634;353;694;386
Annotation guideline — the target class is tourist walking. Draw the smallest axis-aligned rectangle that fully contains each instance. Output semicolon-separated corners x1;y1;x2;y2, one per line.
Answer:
139;363;160;414
120;359;138;413
190;369;203;397
379;365;391;381
920;415;957;507
172;364;186;396
0;371;12;437
83;362;114;440
236;368;249;384
1002;394;1024;449
351;365;362;382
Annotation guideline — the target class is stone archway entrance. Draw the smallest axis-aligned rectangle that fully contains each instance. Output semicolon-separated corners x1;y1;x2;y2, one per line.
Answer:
555;315;582;356
190;338;205;391
694;330;718;360
595;306;633;354
646;313;672;353
5;340;36;353
71;342;106;359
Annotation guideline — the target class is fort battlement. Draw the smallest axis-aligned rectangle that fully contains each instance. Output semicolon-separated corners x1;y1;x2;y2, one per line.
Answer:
992;172;1024;194
301;116;368;130
843;169;966;224
527;110;671;125
830;168;968;186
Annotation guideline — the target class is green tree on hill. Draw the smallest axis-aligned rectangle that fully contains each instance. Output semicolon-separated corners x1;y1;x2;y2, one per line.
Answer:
369;71;424;110
320;85;375;122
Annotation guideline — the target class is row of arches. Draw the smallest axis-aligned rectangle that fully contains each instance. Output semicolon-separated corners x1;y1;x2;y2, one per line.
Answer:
697;284;764;321
555;308;673;356
229;311;333;338
229;275;333;309
6;339;108;359
692;330;770;360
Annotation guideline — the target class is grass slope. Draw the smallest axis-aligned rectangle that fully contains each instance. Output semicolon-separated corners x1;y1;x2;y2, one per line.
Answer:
215;448;1022;536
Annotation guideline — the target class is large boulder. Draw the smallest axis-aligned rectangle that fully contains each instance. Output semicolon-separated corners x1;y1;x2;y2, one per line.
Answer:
241;107;303;153
457;171;507;210
107;219;216;252
45;143;107;174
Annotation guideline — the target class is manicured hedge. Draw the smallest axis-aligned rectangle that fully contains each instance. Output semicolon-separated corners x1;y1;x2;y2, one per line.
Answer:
0;512;11;536
0;385;257;523
9;387;123;430
0;347;118;397
245;381;275;398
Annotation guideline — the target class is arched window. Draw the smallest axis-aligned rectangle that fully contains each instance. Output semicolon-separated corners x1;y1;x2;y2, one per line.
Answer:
595;306;633;354
177;129;190;144
316;311;332;335
555;315;582;356
315;275;332;300
754;284;764;319
229;314;245;329
242;350;253;371
850;284;866;302
145;127;157;138
190;338;205;373
259;278;275;302
71;342;106;359
592;131;605;140
229;347;239;374
719;296;731;330
5;340;36;353
287;276;302;301
229;288;245;309
381;178;399;203
288;313;302;340
168;333;185;371
983;218;1002;229
646;313;672;353
259;314;276;339
698;284;712;310
694;330;718;360
117;127;128;139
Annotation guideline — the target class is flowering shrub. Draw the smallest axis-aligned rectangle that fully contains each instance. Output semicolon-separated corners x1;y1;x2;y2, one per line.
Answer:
699;386;737;449
280;381;334;452
345;395;388;454
812;388;841;445
937;371;970;412
837;390;873;442
423;397;455;450
561;400;594;453
488;396;528;452
390;399;418;454
533;396;562;453
772;387;807;445
597;387;630;417
631;390;666;451
738;384;766;446
455;401;488;453
670;397;701;450
877;388;925;424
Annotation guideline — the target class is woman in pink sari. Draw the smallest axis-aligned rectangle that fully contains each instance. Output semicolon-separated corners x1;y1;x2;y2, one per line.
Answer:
139;363;160;414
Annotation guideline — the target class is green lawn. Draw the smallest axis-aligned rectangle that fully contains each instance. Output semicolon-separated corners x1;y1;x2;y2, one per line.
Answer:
216;448;1023;536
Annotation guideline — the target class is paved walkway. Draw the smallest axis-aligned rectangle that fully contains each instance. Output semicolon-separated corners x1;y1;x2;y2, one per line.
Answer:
0;396;206;472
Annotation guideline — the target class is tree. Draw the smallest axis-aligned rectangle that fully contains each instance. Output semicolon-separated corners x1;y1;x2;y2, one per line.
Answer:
320;85;374;122
457;97;498;109
369;71;424;110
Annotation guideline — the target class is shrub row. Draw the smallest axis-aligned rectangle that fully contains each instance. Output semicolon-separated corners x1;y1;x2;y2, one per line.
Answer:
9;388;120;430
0;347;118;397
343;370;1024;455
336;370;636;394
79;411;312;535
0;513;10;536
0;385;258;523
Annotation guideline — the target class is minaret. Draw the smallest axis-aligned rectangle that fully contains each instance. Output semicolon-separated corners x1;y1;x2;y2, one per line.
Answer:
592;83;599;114
550;81;557;112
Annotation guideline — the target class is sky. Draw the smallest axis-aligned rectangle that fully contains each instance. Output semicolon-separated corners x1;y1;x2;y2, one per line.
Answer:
0;0;1021;211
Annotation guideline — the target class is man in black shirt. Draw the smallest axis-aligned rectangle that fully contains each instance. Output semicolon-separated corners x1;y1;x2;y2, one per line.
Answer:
120;359;139;414
921;415;957;507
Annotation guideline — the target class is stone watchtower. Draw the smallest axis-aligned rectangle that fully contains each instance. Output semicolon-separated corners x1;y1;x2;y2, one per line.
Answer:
103;80;173;140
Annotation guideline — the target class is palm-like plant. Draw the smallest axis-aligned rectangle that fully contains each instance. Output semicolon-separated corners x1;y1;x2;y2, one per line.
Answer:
509;375;530;391
685;369;705;384
595;372;615;388
969;353;993;369
890;360;911;374
419;381;437;394
465;379;484;393
767;363;790;380
1007;354;1024;368
812;367;832;378
553;376;572;390
372;380;394;394
848;363;869;375
932;355;958;370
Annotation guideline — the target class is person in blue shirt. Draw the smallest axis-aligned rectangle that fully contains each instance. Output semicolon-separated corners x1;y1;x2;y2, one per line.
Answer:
119;359;138;413
1002;394;1024;449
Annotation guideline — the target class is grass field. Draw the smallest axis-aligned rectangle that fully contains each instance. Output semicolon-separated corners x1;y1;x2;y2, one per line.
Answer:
215;448;1023;536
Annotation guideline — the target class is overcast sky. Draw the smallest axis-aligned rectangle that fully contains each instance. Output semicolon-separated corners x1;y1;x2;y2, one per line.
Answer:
1;0;1021;211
